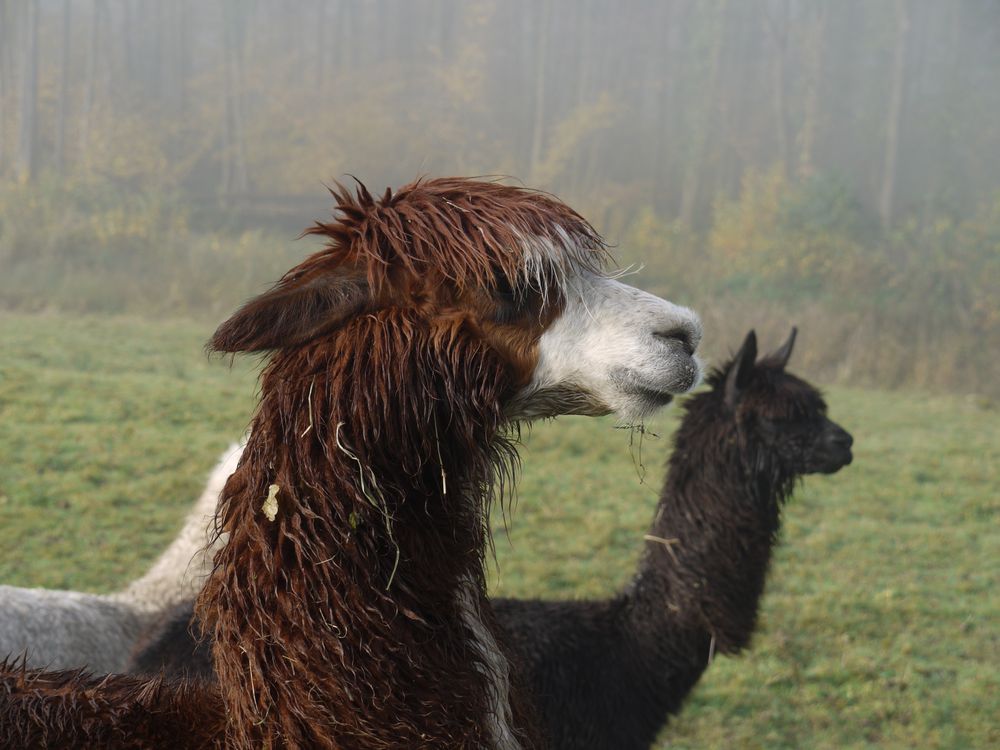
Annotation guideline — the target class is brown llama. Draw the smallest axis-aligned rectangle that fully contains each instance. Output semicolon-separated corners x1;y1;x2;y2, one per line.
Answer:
128;329;854;750
0;177;702;749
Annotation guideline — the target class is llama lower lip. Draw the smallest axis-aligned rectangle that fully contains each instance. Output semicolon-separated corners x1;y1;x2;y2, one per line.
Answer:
619;383;674;410
609;365;692;404
816;451;852;474
619;383;675;406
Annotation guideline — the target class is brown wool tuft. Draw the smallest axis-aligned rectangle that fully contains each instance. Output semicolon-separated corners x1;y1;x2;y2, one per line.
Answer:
200;310;523;747
304;177;608;295
0;657;225;749
126;331;853;750
210;177;608;354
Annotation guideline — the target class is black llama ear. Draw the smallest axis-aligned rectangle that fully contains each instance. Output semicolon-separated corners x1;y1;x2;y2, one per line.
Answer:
725;329;758;408
209;270;373;353
769;326;798;369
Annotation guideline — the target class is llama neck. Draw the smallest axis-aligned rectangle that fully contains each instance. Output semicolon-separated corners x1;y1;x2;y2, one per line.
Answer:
627;414;790;658
198;313;526;749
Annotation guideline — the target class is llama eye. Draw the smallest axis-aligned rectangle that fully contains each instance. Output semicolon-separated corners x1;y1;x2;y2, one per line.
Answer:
493;273;517;301
490;274;531;324
492;296;523;325
754;416;782;441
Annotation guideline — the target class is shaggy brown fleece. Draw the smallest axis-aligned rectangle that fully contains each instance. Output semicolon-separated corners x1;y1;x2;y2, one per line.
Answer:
0;177;609;749
0;657;225;749
129;330;855;750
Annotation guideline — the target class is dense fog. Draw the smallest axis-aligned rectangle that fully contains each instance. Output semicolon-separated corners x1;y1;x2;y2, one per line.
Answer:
2;0;999;392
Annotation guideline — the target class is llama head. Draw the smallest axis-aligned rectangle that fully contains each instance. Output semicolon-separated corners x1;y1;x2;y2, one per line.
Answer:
713;328;853;477
210;177;701;424
202;178;704;748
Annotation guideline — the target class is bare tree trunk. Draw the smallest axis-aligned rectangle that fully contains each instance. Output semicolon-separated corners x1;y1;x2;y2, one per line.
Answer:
222;40;234;194
528;0;551;181
653;0;695;206
231;38;249;195
17;0;39;183
122;0;134;76
163;2;187;111
566;0;592;192
222;1;250;195
644;1;670;190
152;1;164;100
55;0;72;175
0;0;9;175
177;0;190;115
879;0;911;227
798;2;828;180
765;0;792;180
80;0;102;167
316;0;327;90
578;2;611;199
339;0;357;71
434;0;453;61
679;0;727;227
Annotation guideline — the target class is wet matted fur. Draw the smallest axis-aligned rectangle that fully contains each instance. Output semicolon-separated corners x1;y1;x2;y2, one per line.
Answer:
1;177;701;749
198;178;611;748
501;329;853;748
0;657;225;749
130;330;854;749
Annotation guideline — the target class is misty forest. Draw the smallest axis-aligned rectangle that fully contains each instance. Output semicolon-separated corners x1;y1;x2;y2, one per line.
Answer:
0;2;998;749
1;0;998;392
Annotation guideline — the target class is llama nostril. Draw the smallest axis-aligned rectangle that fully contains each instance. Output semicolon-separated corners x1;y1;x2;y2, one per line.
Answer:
654;329;694;356
829;429;853;449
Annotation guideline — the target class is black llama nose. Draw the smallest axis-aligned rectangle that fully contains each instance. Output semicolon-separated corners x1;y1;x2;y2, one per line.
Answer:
829;427;854;449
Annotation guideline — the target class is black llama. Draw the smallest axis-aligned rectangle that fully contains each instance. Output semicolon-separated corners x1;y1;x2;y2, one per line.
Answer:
130;328;853;750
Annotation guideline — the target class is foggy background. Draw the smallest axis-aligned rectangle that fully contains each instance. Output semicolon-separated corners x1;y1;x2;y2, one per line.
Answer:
2;0;999;394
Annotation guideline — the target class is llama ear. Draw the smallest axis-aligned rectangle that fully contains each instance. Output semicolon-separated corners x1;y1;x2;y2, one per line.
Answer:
768;326;797;369
209;271;373;353
725;330;758;408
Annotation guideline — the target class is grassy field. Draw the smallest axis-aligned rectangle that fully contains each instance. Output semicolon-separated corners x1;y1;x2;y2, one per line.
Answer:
0;311;996;749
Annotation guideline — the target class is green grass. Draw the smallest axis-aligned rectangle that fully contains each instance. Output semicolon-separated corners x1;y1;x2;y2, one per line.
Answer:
0;311;996;749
